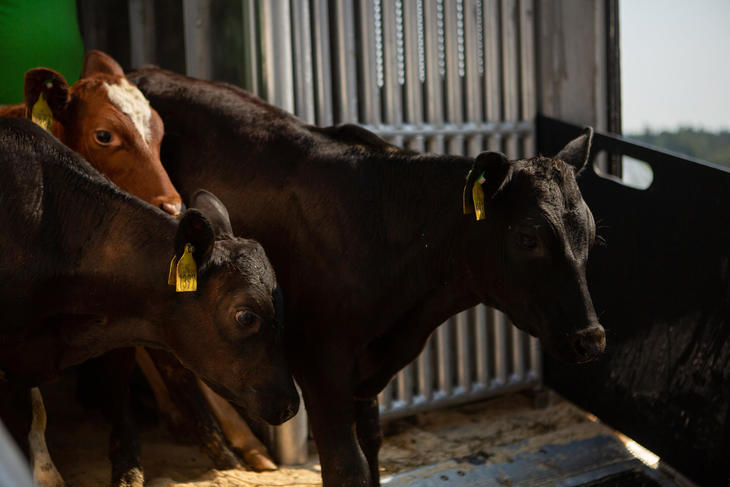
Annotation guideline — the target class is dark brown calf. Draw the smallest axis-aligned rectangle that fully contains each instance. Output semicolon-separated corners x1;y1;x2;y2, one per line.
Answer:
131;67;606;487
0;119;298;485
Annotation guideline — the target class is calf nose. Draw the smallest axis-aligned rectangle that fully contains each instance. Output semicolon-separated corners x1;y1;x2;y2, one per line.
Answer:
572;324;606;362
160;201;182;216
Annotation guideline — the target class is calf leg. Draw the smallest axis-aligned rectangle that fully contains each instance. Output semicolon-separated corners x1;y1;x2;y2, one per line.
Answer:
95;349;144;487
354;397;382;487
197;379;277;471
299;375;371;487
28;387;65;487
146;349;240;470
134;347;185;434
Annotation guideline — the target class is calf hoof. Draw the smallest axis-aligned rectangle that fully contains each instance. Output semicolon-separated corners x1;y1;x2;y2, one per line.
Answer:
240;447;278;471
29;388;66;487
33;468;66;487
112;467;144;487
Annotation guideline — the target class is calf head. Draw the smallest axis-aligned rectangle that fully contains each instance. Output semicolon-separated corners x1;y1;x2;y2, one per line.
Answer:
166;190;298;425
466;129;605;363
23;50;182;215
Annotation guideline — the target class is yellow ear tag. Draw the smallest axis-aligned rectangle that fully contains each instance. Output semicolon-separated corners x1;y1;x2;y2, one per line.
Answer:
462;169;474;215
175;243;198;292
31;92;53;133
472;172;486;221
167;255;179;286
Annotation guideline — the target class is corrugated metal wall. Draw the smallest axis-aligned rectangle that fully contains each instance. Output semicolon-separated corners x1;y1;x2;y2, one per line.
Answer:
97;0;542;462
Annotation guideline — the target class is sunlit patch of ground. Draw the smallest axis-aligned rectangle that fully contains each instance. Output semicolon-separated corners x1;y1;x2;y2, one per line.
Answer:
40;381;620;487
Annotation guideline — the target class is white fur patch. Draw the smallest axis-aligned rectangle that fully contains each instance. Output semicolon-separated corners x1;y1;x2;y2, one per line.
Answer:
104;78;152;144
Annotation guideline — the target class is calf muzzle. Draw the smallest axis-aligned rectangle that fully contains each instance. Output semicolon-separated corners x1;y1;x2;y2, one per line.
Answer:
571;324;606;363
251;387;300;425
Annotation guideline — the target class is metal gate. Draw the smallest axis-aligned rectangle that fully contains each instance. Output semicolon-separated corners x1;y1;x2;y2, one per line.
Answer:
95;0;542;461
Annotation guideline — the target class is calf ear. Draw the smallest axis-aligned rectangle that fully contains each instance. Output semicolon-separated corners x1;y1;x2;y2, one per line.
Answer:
555;127;593;173
24;68;70;122
81;50;125;78
190;189;234;237
469;151;513;200
175;209;216;269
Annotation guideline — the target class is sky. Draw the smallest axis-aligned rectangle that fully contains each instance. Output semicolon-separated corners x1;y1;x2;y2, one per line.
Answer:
620;0;730;133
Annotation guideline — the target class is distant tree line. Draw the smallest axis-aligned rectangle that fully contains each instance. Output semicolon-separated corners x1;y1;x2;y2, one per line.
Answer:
627;127;730;168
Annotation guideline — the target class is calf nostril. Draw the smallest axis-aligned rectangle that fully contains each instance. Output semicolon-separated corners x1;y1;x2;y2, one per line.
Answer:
574;326;606;358
573;337;589;357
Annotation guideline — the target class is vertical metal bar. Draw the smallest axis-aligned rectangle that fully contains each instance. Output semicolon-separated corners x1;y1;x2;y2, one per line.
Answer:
519;0;536;157
444;0;465;155
292;0;315;123
520;0;541;385
510;323;525;383
379;382;393;412
483;0;501;150
358;0;382;126
464;0;484;157
435;320;452;398
605;0;622;175
501;0;525;385
271;383;308;465
128;0;156;67
259;0;294;111
77;0;107;53
528;335;541;381
403;0;425;152
241;0;260;95
501;0;519;158
312;0;333;126
454;310;471;394
259;2;305;465
423;0;445;154
332;0;358;123
474;304;489;389
396;364;413;408
417;338;433;403
491;308;507;386
182;0;212;79
382;0;405;147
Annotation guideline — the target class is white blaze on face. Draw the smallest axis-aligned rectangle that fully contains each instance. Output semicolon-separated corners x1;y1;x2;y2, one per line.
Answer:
104;78;152;145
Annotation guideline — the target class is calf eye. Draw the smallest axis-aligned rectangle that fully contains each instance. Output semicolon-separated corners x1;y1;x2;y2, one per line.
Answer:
517;232;538;250
234;310;257;327
95;130;112;144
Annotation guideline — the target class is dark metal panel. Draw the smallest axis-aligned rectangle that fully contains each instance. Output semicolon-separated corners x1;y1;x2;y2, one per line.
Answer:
538;115;730;486
604;0;622;175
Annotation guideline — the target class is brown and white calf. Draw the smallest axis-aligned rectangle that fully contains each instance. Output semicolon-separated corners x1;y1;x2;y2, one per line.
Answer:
0;50;181;215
